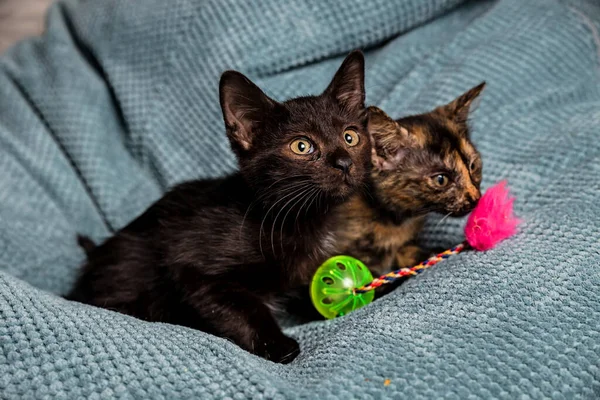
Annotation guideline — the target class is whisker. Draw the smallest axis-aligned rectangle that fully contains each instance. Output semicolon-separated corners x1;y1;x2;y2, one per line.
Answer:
258;179;312;200
239;199;262;240
435;212;452;228
259;185;310;257
304;187;321;218
255;175;312;199
318;191;324;213
240;180;312;240
360;182;374;201
278;348;298;363
271;185;311;256
279;187;316;253
293;188;319;234
316;190;321;211
416;206;446;215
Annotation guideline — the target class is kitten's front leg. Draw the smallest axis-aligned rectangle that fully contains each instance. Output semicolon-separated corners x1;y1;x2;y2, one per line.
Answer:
185;281;300;364
285;288;325;322
394;244;424;268
374;244;425;298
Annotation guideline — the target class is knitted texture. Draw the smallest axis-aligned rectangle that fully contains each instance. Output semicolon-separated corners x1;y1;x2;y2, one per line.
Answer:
1;0;600;398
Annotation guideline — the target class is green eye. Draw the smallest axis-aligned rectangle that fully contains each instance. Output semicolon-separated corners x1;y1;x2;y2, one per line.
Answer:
433;174;449;187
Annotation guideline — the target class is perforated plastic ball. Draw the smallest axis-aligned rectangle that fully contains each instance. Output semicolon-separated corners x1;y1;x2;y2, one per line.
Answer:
310;255;375;319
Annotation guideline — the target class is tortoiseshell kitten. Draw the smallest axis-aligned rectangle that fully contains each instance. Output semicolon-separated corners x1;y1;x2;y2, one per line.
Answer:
68;51;372;363
334;83;486;286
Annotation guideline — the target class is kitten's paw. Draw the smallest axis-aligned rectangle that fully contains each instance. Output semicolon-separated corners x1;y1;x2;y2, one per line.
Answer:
255;334;300;364
395;244;426;267
425;247;448;258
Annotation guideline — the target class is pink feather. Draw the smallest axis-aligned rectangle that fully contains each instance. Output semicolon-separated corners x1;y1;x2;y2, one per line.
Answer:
464;180;520;251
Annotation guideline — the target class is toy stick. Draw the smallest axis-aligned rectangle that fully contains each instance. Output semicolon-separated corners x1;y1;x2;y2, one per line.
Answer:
353;242;467;293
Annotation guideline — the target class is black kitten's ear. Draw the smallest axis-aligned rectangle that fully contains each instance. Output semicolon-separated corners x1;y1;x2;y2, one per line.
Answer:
438;82;486;124
324;50;365;111
219;71;277;152
367;106;411;171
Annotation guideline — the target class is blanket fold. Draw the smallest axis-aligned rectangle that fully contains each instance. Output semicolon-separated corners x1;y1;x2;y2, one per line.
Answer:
0;0;599;398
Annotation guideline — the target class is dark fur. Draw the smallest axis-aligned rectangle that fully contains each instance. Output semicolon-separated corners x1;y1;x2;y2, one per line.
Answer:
68;51;371;363
334;83;485;279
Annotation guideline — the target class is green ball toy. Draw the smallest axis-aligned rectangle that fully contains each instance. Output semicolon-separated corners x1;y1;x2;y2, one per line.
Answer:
310;255;375;319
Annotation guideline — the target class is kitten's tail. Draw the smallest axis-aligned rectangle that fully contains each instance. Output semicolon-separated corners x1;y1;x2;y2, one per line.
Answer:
77;234;97;257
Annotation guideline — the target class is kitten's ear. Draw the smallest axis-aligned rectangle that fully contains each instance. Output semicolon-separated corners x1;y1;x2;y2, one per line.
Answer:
219;71;277;152
438;82;486;124
324;50;365;111
367;106;410;171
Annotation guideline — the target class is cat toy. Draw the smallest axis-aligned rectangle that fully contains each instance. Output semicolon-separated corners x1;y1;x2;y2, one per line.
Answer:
310;181;521;319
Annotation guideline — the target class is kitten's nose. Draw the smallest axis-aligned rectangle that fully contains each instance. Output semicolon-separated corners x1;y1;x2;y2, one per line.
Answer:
469;190;481;205
333;156;353;174
465;184;481;206
463;191;481;212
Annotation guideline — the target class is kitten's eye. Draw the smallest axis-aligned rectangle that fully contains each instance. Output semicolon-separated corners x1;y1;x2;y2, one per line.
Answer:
290;138;314;155
343;129;359;147
470;160;477;171
433;174;449;187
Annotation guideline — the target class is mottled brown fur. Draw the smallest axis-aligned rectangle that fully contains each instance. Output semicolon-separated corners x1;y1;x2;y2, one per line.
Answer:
333;195;424;275
333;82;486;279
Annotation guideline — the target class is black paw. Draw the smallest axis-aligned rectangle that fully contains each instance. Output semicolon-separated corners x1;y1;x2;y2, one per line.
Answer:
285;289;326;323
255;333;300;364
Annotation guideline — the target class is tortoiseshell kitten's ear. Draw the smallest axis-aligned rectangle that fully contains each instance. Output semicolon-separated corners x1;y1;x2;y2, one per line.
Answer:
367;106;414;171
435;82;486;127
219;71;280;155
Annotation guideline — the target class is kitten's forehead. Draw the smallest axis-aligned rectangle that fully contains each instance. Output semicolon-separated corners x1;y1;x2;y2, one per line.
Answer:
396;114;480;180
281;95;363;137
285;94;356;116
414;115;477;159
398;114;461;149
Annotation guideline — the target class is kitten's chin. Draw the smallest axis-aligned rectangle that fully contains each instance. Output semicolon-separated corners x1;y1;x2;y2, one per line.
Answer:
447;208;472;218
322;182;356;202
319;172;365;202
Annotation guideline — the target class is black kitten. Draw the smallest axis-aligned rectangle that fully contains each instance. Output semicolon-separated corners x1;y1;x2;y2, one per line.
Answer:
68;51;372;363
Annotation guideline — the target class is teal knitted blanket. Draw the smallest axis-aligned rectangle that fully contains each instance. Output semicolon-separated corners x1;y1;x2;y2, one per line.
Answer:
1;0;599;398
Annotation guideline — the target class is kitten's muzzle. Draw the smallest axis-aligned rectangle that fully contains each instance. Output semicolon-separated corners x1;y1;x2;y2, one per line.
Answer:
466;190;481;209
452;192;481;216
333;156;353;174
328;149;353;175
